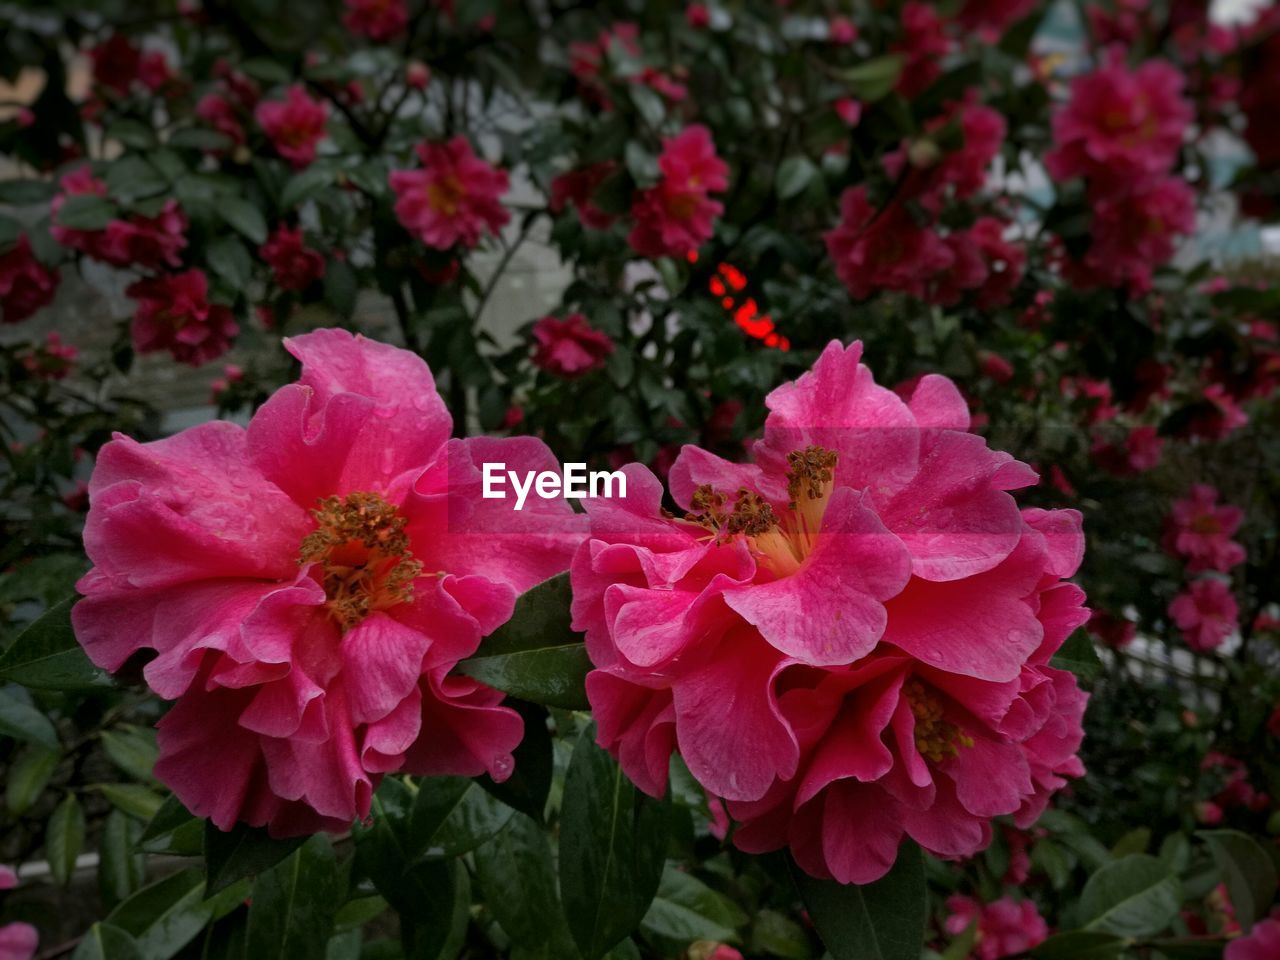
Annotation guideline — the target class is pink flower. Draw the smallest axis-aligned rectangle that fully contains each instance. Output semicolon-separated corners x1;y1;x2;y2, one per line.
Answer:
573;341;1089;883
0;235;59;323
689;944;743;960
1044;55;1192;184
628;126;729;259
531;313;615;377
21;332;78;380
127;270;239;367
260;225;326;292
835;98;863;127
89;34;141;94
1092;425;1163;476
1224;916;1280;960
0;923;36;960
1186;383;1248;441
550;163;620;231
979;351;1015;384
828;16;858;44
957;0;1037;38
1070;176;1196;293
406;61;431;90
892;3;950;97
51;166;188;269
945;896;1049;960
1194;800;1224;825
1165;485;1246;573
196;93;247;147
73;329;583;835
343;0;409;41
390;137;511;250
138;51;175;93
686;3;711;29
968;218;1026;309
256;85;328;167
885;100;1006;204
1088;610;1135;649
825;187;954;300
1169;578;1238;652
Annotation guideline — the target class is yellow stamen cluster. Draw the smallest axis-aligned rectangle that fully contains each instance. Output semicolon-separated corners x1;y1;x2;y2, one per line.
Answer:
904;679;974;764
786;446;838;504
298;491;423;630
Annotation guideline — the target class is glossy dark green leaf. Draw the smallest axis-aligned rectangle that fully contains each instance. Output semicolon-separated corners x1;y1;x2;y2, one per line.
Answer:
47;791;85;885
1079;854;1181;937
55;193;116;230
789;842;926;960
411;776;513;860
560;727;668;960
457;573;590;709
100;726;159;782
6;744;61;814
324;257;359;317
105;119;159;150
106;867;217;960
70;923;142;960
204;821;308;895
473;812;577;955
219;197;268;244
95;783;165;821
105;156;169;203
1032;930;1127;959
477;700;553;823
139;794;203;856
100;809;145;908
246;835;348;960
1198;829;1279;932
640;865;748;951
0;178;55;205
1050;630;1103;681
0;597;112;690
0;687;59;748
207;235;254;288
838;55;905;101
281;165;336;208
776;156;818;201
402;859;469;960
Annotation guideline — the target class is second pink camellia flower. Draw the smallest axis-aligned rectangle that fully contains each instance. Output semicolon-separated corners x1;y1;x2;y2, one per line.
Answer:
72;329;583;835
572;340;1089;883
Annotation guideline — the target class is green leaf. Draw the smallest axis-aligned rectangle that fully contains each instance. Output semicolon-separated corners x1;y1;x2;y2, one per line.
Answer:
7;745;61;815
324;257;358;317
246;835;347;960
411;776;514;860
106;119;159;150
775;156;818;201
140;794;203;856
457;573;590;709
204;821;309;895
789;842;926;960
100;809;145;908
1032;930;1127;959
105;156;169;204
168;127;235;152
219;197;268;244
560;726;668;960
71;923;142;960
0;687;59;748
100;726;159;783
94;783;165;821
472;812;577;955
0;597;112;690
640;866;748;950
1198;829;1279;932
281;166;336;208
206;235;254;289
0;178;56;205
1079;854;1181;937
838;55;905;101
47;792;86;885
55;193;117;230
1050;630;1103;681
750;909;810;960
628;85;666;129
106;867;217;960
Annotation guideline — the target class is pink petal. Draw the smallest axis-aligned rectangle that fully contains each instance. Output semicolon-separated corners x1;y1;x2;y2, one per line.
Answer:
402;672;523;781
587;671;676;798
795;672;903;804
904;374;970;430
816;781;906;885
341;612;430;725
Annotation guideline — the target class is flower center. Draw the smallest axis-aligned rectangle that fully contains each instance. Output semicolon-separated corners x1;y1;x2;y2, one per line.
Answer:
427;174;465;216
685;445;837;577
903;679;974;764
1190;512;1221;535
297;491;424;630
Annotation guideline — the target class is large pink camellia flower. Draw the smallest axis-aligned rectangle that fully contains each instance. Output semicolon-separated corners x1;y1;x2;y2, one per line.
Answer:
1071;176;1196;294
628;125;729;259
390;137;511;250
572;340;1089;883
1044;54;1192;184
531;313;615;378
826;187;954;301
256;85;328;168
73;329;582;835
1164;484;1246;573
260;225;326;292
127;270;239;367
